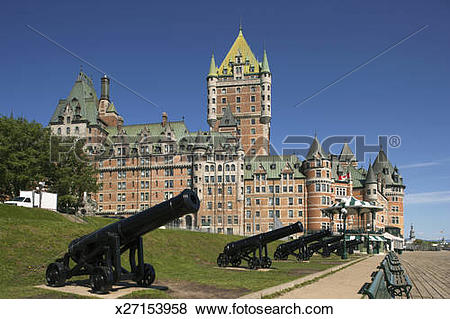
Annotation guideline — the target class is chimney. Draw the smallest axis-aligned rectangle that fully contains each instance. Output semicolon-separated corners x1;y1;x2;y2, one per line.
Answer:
101;75;110;101
162;112;168;127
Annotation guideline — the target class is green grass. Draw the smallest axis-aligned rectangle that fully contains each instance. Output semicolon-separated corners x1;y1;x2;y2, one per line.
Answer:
0;204;360;298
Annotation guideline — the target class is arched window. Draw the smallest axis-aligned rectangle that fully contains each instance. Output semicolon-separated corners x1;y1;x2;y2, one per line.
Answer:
75;126;79;135
231;164;236;171
218;164;222;171
225;164;230;171
66;127;71;135
57;127;61;135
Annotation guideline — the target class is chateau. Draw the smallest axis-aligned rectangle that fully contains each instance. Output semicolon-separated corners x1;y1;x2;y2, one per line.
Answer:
48;28;406;237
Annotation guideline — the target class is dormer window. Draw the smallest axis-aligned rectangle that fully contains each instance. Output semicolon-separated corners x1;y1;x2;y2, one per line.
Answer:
236;57;241;63
223;68;227;75
66;116;70;124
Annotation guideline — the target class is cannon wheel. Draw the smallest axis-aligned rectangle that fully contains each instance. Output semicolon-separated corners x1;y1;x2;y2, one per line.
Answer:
217;253;229;267
90;266;113;294
248;257;260;270
231;257;241;267
273;251;282;260
261;257;272;269
138;263;156;287
45;262;67;287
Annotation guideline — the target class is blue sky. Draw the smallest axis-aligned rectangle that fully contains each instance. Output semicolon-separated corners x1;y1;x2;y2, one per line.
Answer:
1;0;449;239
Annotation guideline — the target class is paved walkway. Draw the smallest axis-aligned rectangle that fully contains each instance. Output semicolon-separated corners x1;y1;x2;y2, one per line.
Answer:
277;254;384;299
399;251;450;299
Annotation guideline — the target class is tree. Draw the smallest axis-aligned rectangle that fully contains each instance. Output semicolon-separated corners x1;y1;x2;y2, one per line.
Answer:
0;115;99;212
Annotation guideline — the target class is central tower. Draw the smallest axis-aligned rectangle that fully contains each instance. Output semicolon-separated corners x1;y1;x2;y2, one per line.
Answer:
207;27;272;156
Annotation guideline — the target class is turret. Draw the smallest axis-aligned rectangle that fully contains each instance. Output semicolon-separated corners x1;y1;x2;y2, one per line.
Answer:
207;54;218;128
260;49;271;124
364;163;378;201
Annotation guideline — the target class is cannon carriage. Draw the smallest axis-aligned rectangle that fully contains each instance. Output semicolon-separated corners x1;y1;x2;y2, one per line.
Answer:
217;222;303;269
45;189;200;294
303;235;344;260
273;230;331;261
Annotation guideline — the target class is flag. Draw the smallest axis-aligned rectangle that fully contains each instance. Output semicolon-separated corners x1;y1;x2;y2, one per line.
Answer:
338;172;350;181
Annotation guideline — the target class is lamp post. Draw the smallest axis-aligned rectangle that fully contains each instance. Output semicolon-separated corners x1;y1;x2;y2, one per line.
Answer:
341;208;348;260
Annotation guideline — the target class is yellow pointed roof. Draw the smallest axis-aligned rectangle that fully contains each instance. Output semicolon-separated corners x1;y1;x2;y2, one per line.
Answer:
217;28;260;76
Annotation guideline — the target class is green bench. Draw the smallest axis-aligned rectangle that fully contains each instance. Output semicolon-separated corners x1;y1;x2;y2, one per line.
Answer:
361;252;412;299
380;256;412;298
361;270;392;299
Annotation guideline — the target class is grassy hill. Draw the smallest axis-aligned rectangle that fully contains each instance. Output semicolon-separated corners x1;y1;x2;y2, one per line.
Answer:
0;204;358;298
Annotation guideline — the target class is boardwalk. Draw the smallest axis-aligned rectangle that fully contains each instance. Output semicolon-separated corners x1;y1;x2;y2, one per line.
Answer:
277;255;384;299
399;251;450;299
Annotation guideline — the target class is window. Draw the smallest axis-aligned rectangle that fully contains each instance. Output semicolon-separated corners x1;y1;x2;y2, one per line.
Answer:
298;210;303;217
221;88;226;94
246;210;251;218
251;105;256;112
288;210;294;218
316;184;321;192
251;118;256;124
236;96;241;103
316;170;321;178
236;87;241;93
298;198;303;205
66;127;70;135
251;128;256;134
57;127;61;135
289;198;293;206
251;96;256;102
237;106;241;113
222;97;226;104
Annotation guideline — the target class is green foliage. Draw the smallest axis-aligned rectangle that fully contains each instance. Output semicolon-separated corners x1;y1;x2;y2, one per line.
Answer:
0;115;98;211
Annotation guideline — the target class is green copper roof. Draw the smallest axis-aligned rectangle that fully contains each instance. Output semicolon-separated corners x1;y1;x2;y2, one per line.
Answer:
339;143;356;162
261;49;270;73
306;135;327;160
106;120;189;140
207;53;218;77
106;102;118;114
49;71;99;126
218;105;237;127
244;155;305;180
365;163;377;184
347;165;366;188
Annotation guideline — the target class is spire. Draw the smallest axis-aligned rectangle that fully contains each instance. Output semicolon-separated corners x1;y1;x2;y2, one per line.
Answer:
306;135;326;160
261;49;271;73
207;53;217;78
365;163;377;184
339;143;356;162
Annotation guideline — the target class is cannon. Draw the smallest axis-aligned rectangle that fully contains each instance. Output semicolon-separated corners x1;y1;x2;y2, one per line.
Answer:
304;235;344;260
217;222;303;269
323;239;362;257
45;189;200;293
273;230;331;261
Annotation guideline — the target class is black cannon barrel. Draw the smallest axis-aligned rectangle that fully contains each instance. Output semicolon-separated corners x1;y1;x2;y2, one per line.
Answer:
276;229;331;252
224;222;303;254
69;189;200;256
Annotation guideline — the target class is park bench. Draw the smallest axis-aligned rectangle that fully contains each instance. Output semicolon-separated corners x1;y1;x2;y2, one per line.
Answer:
360;252;412;299
380;258;404;274
361;269;392;299
379;256;412;298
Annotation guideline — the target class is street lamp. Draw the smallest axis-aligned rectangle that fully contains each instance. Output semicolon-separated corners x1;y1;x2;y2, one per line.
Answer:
341;208;348;260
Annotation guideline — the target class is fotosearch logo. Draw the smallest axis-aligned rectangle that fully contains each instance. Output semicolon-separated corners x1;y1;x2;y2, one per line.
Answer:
281;135;401;161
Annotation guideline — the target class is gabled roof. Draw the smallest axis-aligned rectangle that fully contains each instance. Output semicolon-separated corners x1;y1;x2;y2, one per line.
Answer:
218;105;237;127
106;102;118;114
217;28;260;76
49;71;99;125
306;135;327;160
339;143;356;162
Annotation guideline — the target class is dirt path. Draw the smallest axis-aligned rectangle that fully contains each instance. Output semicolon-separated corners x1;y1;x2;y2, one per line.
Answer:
399;251;450;299
277;255;384;299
